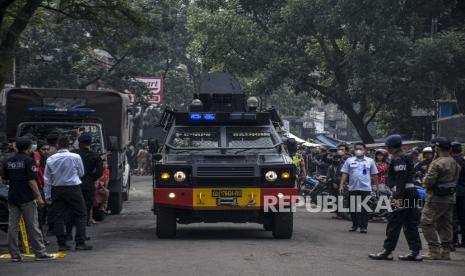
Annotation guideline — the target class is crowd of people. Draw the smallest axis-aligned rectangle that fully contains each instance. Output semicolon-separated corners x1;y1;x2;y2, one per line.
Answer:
292;135;465;261
1;131;110;262
2;130;464;263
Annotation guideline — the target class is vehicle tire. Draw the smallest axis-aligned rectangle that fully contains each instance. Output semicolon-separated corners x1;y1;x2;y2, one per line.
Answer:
263;222;273;231
156;207;177;238
93;207;105;222
271;212;293;239
0;199;8;233
109;191;123;215
123;175;131;202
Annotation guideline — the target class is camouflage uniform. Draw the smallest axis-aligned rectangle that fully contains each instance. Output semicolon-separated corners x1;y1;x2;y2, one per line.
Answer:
421;156;461;259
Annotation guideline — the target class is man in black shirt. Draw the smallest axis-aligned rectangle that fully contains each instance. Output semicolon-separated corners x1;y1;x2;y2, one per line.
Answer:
74;133;103;225
2;137;53;262
369;135;422;261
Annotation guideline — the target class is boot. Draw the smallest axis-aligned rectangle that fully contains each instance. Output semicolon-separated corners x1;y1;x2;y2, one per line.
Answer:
368;249;393;260
422;246;441;260
398;251;423;262
440;247;451;260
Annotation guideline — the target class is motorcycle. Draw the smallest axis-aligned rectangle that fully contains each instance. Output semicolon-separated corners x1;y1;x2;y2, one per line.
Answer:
337;186;393;222
299;176;319;198
308;175;330;204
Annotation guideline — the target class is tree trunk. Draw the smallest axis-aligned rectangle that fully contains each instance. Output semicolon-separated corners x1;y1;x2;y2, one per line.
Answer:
0;0;43;89
0;50;15;89
339;101;375;143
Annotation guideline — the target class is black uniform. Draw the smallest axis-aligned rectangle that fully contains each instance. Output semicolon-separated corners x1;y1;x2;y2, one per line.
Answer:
383;150;422;253
3;153;37;206
74;148;103;223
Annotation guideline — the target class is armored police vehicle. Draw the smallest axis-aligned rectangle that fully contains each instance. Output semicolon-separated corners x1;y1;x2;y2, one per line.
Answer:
1;88;131;215
151;73;298;239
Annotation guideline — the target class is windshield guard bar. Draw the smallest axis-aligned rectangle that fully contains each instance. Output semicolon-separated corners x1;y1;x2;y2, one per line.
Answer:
164;142;283;151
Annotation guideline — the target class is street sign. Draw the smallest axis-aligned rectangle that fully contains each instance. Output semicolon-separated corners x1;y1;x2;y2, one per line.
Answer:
135;77;164;104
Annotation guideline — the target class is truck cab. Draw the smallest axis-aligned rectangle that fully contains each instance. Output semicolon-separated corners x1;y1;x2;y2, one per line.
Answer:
152;73;298;239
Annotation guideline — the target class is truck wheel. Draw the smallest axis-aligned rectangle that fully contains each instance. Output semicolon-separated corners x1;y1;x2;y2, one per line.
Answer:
156;207;177;238
272;212;293;239
109;192;123;215
263;222;272;231
123;175;131;202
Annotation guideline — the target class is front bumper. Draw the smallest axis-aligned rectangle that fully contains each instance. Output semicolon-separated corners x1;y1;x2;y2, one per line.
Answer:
154;187;298;210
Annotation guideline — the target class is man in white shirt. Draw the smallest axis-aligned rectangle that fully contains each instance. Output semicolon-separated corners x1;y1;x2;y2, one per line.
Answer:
44;136;92;251
339;142;378;233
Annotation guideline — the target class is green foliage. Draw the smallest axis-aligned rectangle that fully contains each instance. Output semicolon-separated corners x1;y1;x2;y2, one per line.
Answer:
188;0;463;142
15;0;195;108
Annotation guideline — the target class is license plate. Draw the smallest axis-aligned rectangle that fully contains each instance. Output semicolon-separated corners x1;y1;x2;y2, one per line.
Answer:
211;189;242;198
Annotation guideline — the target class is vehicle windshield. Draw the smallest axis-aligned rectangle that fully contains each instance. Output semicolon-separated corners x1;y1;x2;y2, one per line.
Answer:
169;127;220;148
226;127;276;148
167;126;279;153
18;123;104;153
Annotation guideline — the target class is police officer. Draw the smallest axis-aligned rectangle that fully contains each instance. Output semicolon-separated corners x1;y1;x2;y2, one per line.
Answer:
451;141;465;248
369;134;422;261
74;133;103;225
2;137;53;261
421;137;461;260
415;147;434;180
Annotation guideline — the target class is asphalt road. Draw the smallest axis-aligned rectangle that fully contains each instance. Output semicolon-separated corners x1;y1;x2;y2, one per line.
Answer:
1;176;464;276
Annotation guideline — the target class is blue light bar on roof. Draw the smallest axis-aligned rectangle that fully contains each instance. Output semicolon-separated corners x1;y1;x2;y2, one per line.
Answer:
28;107;96;114
189;113;202;120
203;113;216;121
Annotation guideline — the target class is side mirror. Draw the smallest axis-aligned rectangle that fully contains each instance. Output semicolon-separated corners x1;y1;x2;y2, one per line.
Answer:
286;138;298;156
107;136;119;151
152;153;163;162
148;139;159;154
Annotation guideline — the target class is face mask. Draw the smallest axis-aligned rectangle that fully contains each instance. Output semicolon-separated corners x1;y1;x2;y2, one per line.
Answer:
337;150;345;156
31;144;37;152
333;159;341;165
354;149;364;157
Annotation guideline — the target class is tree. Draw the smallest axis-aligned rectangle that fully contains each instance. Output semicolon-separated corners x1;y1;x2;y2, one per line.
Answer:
0;0;142;89
188;0;459;142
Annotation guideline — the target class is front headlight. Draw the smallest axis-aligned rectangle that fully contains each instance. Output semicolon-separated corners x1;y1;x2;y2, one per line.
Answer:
173;171;187;182
265;170;278;182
